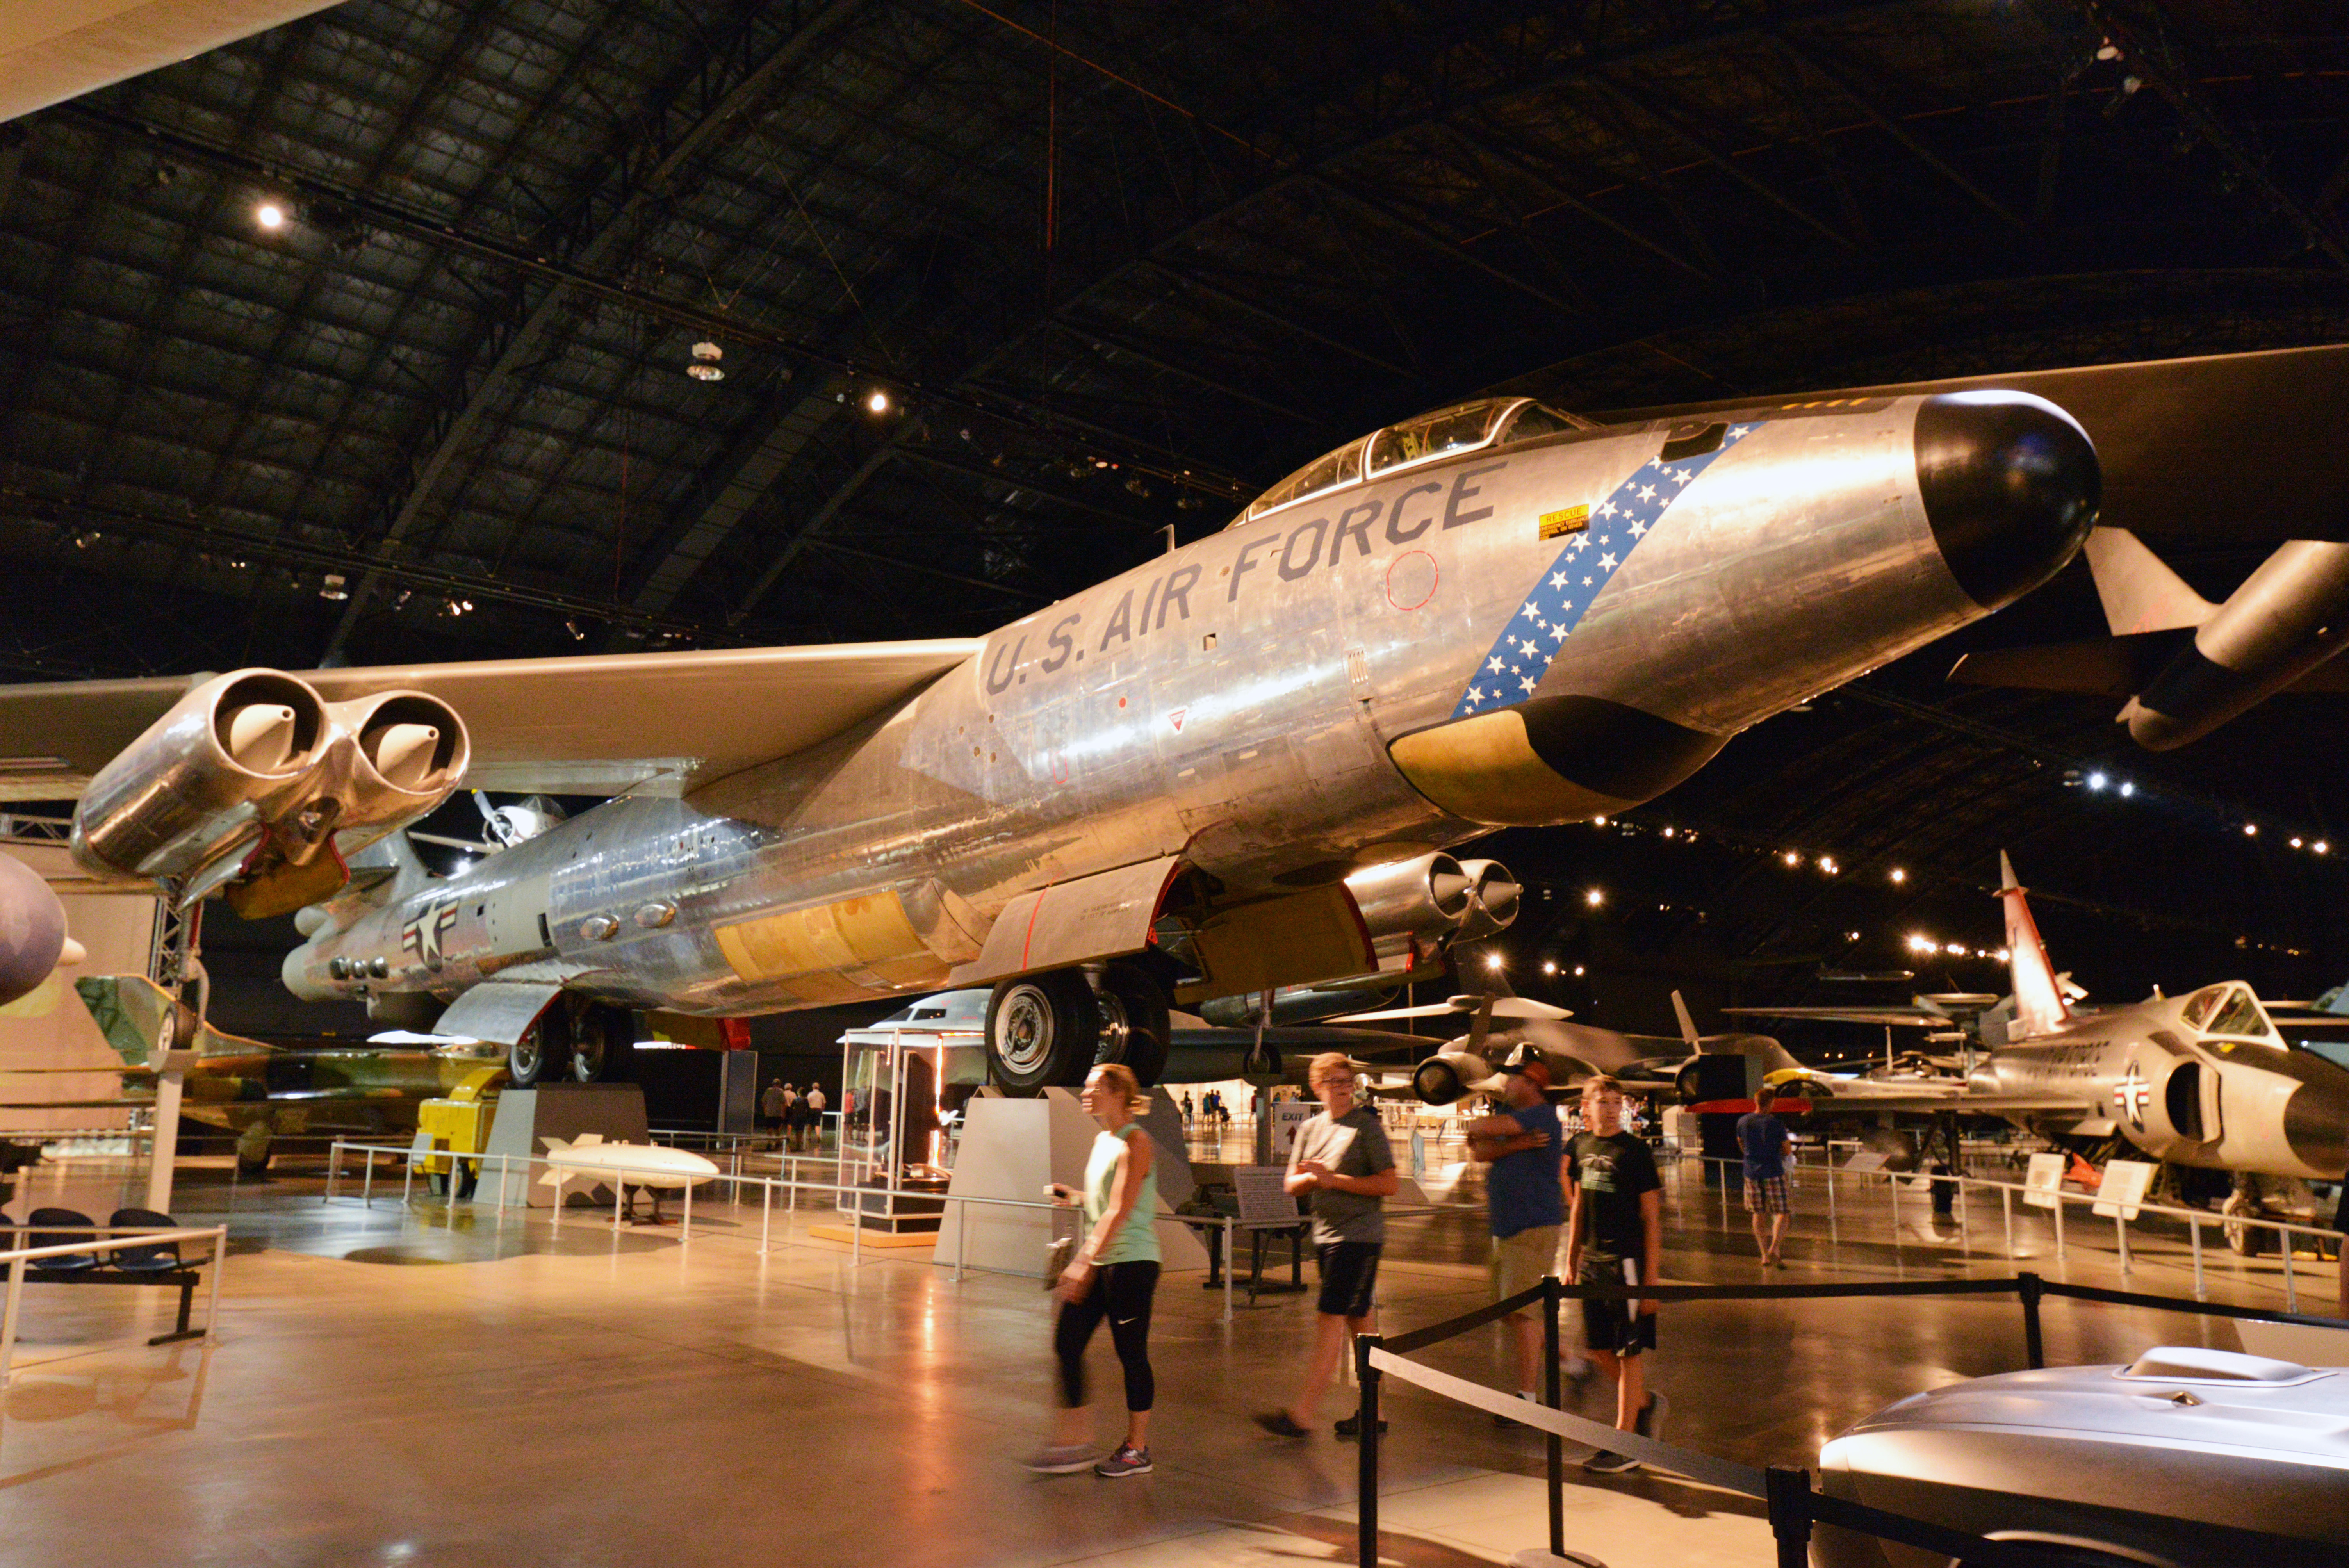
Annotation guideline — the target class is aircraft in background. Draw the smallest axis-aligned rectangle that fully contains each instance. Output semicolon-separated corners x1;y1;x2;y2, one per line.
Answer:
0;384;2096;1095
1953;526;2349;750
1725;853;2349;1240
0;974;504;1174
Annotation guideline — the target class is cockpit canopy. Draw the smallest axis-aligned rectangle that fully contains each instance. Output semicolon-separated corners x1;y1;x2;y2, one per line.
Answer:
2181;983;2276;1041
1228;397;1586;528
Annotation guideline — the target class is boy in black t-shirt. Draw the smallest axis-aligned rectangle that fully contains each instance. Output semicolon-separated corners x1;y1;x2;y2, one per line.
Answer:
1565;1076;1665;1473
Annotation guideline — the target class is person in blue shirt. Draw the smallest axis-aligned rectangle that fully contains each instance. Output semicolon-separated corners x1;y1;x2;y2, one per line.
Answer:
1735;1090;1795;1268
1465;1043;1566;1408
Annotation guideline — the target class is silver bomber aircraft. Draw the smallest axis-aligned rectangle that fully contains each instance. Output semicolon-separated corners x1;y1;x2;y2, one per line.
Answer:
1729;853;2349;1190
0;389;2097;1092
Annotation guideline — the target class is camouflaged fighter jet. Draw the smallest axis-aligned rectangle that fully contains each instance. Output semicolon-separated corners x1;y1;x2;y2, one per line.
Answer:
1727;853;2349;1196
0;385;2097;1093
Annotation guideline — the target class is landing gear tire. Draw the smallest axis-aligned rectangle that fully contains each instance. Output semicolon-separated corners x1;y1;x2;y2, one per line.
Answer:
2222;1192;2266;1256
508;1012;571;1087
568;1003;637;1083
1095;964;1170;1088
426;1163;478;1200
987;971;1101;1096
234;1125;273;1178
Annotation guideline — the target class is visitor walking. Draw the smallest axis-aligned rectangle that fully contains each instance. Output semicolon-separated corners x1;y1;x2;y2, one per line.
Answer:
1253;1052;1398;1439
1026;1062;1164;1479
761;1080;786;1132
1565;1075;1665;1472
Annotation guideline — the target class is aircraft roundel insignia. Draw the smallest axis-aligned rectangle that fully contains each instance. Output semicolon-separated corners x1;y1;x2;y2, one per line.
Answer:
2114;1062;2151;1133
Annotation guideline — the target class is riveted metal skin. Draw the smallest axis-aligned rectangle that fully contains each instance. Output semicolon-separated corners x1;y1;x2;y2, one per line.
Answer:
285;393;2094;1019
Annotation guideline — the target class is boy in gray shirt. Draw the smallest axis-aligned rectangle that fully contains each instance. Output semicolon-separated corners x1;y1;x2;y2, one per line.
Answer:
1253;1053;1399;1439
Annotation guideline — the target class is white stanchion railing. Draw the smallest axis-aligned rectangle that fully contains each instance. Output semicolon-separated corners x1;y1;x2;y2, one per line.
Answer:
1684;1150;2335;1306
0;1224;228;1383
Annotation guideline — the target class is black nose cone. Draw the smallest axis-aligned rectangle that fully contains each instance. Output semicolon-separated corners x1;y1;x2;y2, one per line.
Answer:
1915;392;2099;610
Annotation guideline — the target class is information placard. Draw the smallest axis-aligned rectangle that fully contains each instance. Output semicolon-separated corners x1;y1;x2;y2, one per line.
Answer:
2092;1158;2156;1221
2023;1151;2066;1210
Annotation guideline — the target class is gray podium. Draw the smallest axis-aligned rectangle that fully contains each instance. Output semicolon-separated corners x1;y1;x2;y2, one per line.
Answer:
476;1083;650;1209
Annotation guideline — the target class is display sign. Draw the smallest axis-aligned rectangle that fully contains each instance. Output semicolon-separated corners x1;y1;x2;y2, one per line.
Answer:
2092;1158;2157;1221
1843;1151;1888;1173
1233;1164;1299;1226
2023;1151;2067;1210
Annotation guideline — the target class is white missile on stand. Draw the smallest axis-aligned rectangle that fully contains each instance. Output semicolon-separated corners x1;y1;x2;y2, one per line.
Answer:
538;1134;719;1220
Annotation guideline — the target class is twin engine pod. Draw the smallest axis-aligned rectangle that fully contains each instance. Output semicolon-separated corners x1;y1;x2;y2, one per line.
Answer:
1342;850;1521;964
71;668;469;904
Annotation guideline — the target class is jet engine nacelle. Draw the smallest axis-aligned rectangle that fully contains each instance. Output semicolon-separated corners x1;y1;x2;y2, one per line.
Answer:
71;669;469;895
1412;1049;1488;1105
1340;852;1521;966
1454;859;1521;941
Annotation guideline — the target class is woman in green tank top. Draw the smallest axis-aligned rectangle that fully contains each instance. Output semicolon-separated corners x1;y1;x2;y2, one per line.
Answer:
1023;1062;1164;1479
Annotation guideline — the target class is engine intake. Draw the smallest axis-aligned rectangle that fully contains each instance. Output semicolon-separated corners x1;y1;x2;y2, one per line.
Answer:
1344;851;1519;964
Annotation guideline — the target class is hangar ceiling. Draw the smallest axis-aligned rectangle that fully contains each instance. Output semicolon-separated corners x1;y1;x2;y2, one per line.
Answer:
3;0;2347;1022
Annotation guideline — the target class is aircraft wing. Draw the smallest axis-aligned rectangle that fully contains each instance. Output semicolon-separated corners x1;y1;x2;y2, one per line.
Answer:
1796;1090;2097;1117
0;639;982;799
1722;1006;1949;1028
3;2;349;124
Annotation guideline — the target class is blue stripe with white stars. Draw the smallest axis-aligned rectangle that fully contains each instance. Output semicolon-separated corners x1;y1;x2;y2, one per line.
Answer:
1452;422;1757;719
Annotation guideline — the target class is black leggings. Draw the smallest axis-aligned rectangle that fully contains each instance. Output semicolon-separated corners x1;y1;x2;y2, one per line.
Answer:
1054;1260;1160;1411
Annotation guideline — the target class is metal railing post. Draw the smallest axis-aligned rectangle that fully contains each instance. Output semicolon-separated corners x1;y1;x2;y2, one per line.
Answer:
325;1141;340;1203
2189;1215;2205;1300
1826;1159;1838;1246
2051;1191;2066;1261
1542;1275;1564;1560
0;1253;24;1386
954;1198;968;1284
683;1175;693;1241
761;1179;773;1256
1889;1169;1900;1235
2282;1227;2297;1313
1764;1465;1813;1568
2018;1272;2045;1368
205;1226;225;1334
2001;1185;2014;1260
1356;1333;1383;1568
362;1154;375;1208
2115;1213;2130;1276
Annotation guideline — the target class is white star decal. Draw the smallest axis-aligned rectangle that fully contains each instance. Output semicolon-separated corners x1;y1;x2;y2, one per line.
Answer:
1468;686;1485;702
1730;424;1752;436
1671;469;1691;486
1636;485;1657;502
1550;571;1568;588
1582;575;1593;586
1550;623;1567;641
1487;656;1504;673
1596;500;1616;518
1599;553;1618;570
1628;520;1646;537
1519;675;1536;693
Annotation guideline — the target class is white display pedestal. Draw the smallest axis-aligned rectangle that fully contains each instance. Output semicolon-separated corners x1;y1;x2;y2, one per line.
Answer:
936;1088;1208;1276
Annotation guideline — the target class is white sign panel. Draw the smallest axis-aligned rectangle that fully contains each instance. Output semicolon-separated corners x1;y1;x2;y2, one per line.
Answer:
2092;1158;2157;1221
2023;1151;2067;1210
1269;1098;1315;1164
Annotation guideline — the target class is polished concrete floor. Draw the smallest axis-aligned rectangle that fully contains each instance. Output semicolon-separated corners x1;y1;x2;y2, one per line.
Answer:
0;1148;2335;1568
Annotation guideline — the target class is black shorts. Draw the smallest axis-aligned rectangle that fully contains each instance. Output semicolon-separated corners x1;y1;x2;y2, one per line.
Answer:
1578;1257;1657;1358
1316;1241;1382;1319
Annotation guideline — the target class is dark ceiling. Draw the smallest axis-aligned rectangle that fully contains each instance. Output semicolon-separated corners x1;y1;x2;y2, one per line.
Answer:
5;0;2349;1029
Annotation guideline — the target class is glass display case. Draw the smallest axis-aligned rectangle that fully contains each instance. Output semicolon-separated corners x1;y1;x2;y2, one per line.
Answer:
836;992;991;1232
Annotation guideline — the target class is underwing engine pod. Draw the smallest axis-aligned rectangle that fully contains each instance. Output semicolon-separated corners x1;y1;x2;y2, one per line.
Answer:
70;669;469;914
1343;851;1475;964
1453;859;1523;941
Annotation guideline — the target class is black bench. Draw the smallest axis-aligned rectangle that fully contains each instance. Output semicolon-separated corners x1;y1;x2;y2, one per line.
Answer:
11;1207;209;1345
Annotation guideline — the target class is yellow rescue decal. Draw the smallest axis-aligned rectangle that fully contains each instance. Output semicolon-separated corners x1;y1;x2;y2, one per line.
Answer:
1538;504;1589;540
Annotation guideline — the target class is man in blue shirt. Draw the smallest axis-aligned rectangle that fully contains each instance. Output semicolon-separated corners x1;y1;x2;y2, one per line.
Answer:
1467;1043;1565;1408
1735;1088;1795;1268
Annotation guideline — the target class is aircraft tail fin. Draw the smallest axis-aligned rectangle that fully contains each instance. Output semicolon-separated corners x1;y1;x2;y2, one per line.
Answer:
2082;528;2215;635
1998;852;2069;1038
1670;991;1703;1052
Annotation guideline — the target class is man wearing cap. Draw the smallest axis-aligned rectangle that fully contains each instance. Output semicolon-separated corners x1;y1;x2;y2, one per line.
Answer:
1465;1042;1566;1411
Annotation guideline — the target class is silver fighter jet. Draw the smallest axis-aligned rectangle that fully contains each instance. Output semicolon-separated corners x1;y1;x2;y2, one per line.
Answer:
0;388;2096;1090
1728;853;2349;1188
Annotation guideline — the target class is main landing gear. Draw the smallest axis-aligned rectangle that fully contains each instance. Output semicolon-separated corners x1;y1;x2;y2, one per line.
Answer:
507;996;639;1087
986;962;1169;1095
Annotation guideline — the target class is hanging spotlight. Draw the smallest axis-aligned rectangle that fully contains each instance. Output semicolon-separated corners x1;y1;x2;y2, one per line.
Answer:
1889;867;1907;885
1485;953;1506;971
1574;965;1586;977
2244;823;2259;837
865;388;892;415
319;572;349;601
564;619;586;641
2292;837;2304;850
1818;856;1839;875
2117;780;2135;797
687;341;724;381
1782;850;1802;868
2087;771;2108;791
1542;960;1558;975
1661;825;1676;838
1584;887;1605;908
254;201;287;230
2316;841;2331;855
